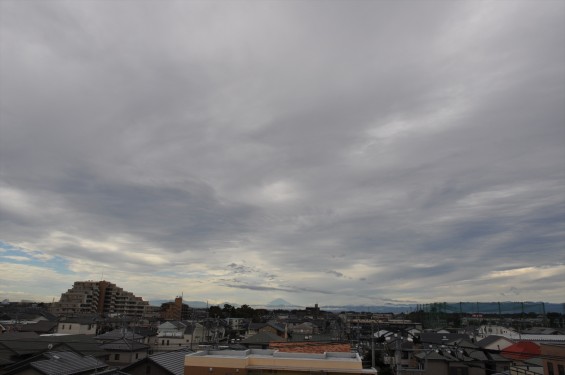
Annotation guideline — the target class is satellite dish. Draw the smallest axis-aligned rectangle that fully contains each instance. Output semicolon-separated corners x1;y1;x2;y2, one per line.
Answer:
47;344;53;350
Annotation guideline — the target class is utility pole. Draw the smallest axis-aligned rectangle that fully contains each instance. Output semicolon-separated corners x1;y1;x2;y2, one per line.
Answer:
395;334;402;375
371;322;375;369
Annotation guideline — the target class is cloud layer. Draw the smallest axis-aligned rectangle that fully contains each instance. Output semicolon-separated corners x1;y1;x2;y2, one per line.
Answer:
1;0;564;305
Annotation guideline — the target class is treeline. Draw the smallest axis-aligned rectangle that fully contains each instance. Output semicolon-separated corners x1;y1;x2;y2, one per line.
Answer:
207;304;269;322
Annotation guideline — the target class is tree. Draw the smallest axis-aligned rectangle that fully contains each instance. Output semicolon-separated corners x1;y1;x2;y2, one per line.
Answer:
237;304;256;319
209;305;222;318
223;304;236;317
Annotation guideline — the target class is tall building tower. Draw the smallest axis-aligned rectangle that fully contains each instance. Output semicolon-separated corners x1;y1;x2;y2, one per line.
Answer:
52;280;149;318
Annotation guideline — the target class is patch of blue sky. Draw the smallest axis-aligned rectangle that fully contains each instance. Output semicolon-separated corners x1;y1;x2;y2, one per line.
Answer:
0;240;74;275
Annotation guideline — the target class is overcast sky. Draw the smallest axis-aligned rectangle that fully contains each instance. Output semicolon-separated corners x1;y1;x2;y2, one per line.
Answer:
1;0;564;307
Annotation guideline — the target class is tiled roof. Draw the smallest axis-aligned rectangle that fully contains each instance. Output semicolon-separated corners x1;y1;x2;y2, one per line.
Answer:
270;342;351;354
419;333;470;345
34;351;106;375
13;351;107;375
95;329;144;341
241;332;285;344
247;323;265;330
41;335;107;357
501;341;541;360
100;338;149;351
266;322;285;332
17;321;58;334
0;334;104;358
289;333;336;342
477;335;507;348
59;316;99;325
150;348;194;375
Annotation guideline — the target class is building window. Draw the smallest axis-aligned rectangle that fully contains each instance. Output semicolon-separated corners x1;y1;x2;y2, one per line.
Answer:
61;325;65;330
548;362;555;375
136;353;139;359
114;354;120;361
558;364;564;375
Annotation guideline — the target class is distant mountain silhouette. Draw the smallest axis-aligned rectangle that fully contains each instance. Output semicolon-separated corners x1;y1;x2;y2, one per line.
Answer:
267;298;294;306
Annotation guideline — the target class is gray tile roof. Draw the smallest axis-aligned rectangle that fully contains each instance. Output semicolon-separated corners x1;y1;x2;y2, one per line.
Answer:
95;329;144;342
25;351;106;375
241;332;285;344
149;348;194;375
100;338;149;351
16;321;58;334
0;334;105;358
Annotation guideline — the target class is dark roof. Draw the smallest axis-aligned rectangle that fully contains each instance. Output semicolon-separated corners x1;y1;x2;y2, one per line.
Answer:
100;338;149;351
247;323;265;331
131;327;157;337
240;332;285;344
4;351;107;375
149;348;193;375
477;335;514;348
0;334;106;358
121;348;194;375
0;332;40;341
39;335;107;358
95;329;144;342
59;317;99;325
289;333;336;342
30;351;106;375
419;333;470;345
17;321;58;334
265;322;285;333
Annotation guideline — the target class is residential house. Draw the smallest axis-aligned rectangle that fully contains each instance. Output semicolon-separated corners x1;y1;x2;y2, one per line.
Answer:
0;333;107;370
289;322;318;335
100;337;150;366
2;351;107;375
477;335;515;352
121;348;193;375
96;329;146;345
154;321;208;352
246;322;286;339
401;335;512;375
225;318;247;332
240;332;285;349
15;321;58;335
57;317;98;335
501;341;543;375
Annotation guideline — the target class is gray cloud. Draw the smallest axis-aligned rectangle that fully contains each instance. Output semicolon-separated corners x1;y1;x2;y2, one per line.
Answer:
1;0;564;304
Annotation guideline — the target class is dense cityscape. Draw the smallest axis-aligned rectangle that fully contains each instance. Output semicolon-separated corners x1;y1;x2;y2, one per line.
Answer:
1;280;564;375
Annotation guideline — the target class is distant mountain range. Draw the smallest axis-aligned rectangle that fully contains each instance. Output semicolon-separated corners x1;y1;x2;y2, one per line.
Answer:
148;299;564;314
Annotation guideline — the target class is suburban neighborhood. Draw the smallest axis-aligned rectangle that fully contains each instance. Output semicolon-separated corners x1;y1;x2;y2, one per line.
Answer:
1;281;564;375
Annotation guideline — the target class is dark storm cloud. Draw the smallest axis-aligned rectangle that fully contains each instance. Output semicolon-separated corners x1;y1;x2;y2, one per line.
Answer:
1;0;564;304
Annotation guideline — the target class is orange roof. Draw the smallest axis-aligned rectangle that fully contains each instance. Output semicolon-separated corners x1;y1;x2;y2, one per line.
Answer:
270;342;351;354
501;341;541;360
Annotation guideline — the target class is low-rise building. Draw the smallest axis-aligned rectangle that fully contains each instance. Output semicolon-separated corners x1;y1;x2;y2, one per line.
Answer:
57;317;98;335
540;343;565;375
184;349;377;375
